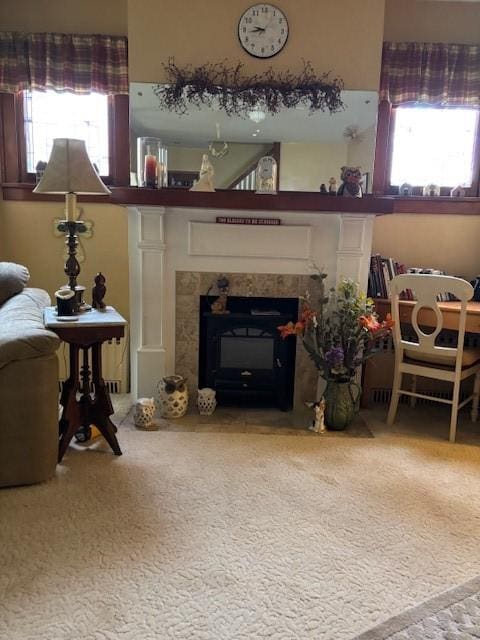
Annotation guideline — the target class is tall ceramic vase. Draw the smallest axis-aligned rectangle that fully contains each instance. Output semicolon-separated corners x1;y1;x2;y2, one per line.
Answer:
323;380;361;430
157;375;189;418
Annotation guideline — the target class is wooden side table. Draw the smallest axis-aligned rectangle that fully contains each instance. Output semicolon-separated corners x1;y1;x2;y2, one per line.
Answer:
44;306;127;462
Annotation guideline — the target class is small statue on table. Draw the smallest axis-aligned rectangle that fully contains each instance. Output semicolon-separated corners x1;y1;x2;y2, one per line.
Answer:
328;177;337;194
92;272;107;310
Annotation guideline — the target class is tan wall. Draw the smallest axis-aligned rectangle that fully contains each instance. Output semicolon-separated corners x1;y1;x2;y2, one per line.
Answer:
373;214;480;282
376;1;480;282
384;0;480;44
0;201;130;321
280;143;348;192
0;0;127;34
0;0;129;318
128;0;385;90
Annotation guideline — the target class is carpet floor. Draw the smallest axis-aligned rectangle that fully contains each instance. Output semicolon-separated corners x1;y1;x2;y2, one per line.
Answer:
2;406;480;640
353;575;480;639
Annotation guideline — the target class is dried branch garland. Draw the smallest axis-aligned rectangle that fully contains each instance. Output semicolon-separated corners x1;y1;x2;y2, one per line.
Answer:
153;58;345;117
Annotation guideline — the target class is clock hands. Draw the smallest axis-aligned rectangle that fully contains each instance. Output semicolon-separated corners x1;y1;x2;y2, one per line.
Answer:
250;26;266;33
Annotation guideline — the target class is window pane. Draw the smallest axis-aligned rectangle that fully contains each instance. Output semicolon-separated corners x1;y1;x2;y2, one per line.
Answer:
390;107;478;187
24;91;109;175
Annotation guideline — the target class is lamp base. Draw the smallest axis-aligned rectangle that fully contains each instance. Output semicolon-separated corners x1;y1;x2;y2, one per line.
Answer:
57;219;88;301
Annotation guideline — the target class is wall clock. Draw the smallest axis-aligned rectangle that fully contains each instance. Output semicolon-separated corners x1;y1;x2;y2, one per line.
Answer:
238;4;289;58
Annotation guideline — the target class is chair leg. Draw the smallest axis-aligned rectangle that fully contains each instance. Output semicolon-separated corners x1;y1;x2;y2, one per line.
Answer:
471;372;480;422
387;367;402;427
410;375;417;408
449;379;462;443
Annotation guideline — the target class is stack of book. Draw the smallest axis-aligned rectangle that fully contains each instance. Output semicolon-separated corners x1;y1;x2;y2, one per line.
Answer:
368;255;410;299
368;255;456;301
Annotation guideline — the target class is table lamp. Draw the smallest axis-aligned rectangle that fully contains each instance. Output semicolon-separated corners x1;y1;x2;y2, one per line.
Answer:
33;138;111;311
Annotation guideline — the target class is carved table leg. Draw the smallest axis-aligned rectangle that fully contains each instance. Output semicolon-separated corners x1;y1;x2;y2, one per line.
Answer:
58;344;83;462
90;341;122;456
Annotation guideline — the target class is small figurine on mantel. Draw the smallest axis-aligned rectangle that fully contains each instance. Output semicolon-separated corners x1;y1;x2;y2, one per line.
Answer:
319;183;328;195
190;153;215;192
328;177;337;194
337;166;363;198
210;275;230;314
92;272;107;310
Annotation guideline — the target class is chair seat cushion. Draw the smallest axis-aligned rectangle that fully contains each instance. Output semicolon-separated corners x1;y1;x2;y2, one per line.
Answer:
404;347;480;368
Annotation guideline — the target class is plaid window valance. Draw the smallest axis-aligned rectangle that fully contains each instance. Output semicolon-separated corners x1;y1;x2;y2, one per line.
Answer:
0;32;128;94
380;41;480;107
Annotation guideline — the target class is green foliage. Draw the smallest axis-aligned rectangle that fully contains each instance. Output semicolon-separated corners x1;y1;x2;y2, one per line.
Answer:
297;276;392;382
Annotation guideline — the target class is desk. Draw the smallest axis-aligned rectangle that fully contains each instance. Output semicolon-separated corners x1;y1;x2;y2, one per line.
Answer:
44;306;127;462
362;299;480;407
374;298;480;333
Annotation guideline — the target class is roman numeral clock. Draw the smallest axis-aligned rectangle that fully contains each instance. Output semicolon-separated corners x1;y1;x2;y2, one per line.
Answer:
238;3;289;58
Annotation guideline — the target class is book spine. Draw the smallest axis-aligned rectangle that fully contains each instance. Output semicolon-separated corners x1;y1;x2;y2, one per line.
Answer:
381;258;392;298
376;254;387;298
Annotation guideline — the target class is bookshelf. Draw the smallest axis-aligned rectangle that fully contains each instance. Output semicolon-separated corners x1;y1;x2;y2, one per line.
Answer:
368;254;456;302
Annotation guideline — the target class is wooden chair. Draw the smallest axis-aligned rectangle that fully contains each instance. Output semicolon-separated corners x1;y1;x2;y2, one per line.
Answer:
387;274;480;442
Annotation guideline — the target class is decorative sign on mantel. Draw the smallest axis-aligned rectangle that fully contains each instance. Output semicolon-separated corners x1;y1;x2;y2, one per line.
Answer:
216;216;281;225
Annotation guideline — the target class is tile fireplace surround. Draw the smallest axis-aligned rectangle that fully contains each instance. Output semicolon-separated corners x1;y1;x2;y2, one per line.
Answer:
128;206;375;406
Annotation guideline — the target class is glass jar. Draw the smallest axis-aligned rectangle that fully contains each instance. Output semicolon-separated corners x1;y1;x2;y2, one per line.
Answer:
137;137;162;188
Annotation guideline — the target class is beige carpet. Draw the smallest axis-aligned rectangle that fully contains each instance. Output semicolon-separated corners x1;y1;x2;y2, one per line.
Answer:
2;409;480;640
353;575;480;639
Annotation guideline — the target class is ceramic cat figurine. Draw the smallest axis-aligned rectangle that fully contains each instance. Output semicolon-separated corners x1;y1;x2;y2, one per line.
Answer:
211;293;230;314
305;398;326;433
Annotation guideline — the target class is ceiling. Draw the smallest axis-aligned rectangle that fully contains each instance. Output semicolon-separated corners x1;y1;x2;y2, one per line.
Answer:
130;83;378;147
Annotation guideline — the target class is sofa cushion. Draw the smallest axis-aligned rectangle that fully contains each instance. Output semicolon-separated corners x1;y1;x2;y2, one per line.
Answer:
0;288;60;369
0;262;30;305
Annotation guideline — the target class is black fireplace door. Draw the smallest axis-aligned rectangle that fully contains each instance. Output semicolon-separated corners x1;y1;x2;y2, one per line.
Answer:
201;314;296;411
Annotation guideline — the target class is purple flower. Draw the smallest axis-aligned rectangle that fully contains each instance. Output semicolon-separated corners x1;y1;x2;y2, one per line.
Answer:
325;346;344;368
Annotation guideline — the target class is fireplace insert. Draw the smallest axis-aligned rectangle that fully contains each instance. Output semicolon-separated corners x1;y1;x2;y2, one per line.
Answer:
199;296;298;411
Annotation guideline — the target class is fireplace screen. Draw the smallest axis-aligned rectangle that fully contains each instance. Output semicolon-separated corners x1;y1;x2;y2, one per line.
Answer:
199;296;298;411
220;334;274;369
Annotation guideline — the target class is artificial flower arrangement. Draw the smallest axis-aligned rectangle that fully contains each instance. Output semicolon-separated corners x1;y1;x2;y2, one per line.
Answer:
279;273;394;382
278;272;393;429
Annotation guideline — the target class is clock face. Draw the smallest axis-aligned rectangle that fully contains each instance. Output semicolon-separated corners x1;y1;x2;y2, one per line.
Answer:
258;156;275;177
238;4;289;58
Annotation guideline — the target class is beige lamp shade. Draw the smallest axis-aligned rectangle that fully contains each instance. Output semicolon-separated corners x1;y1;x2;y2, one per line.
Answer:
33;138;111;195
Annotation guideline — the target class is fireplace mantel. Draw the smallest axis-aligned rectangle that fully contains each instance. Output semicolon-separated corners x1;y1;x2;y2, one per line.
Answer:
128;205;376;400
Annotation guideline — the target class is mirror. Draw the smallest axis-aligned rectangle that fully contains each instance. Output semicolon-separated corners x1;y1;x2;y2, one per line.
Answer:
130;82;378;193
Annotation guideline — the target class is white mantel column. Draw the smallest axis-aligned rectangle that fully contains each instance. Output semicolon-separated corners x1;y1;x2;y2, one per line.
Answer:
128;206;167;399
336;215;374;286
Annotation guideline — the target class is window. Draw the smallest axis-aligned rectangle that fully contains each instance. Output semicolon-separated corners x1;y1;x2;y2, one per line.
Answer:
23;90;109;175
0;91;129;187
389;106;479;190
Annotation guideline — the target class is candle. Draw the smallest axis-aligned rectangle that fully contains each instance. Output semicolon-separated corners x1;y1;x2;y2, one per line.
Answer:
144;154;157;188
66;192;76;221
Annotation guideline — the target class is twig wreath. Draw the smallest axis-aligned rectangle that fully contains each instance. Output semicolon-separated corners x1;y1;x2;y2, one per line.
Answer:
153;58;345;117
